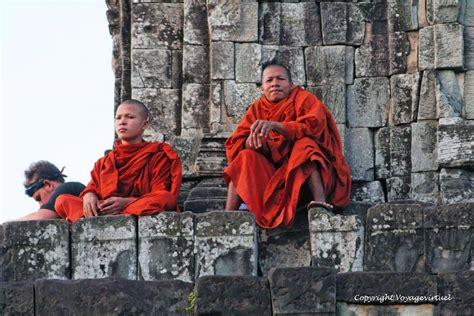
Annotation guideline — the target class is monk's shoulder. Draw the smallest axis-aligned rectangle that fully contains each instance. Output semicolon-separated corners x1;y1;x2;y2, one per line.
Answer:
151;142;180;162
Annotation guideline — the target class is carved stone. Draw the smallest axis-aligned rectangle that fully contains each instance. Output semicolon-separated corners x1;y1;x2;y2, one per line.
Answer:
440;168;474;204
438;121;474;167
387;176;411;202
437;271;474;315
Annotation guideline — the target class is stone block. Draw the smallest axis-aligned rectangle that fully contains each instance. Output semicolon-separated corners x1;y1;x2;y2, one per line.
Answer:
71;215;137;280
440;168;474;203
35;278;192;316
171;50;182;89
419;26;435;70
184;179;227;213
375;127;390;179
424;203;473;273
261;45;279;66
411;172;440;204
336;272;437;303
387;176;411;202
138;212;194;282
336;124;346;152
309;209;364;272
182;83;210;131
437;70;463;118
275;46;306;85
132;3;183;50
269;267;336;315
341;202;374;224
223;81;260;122
365;204;424;272
281;2;322;46
389;31;410;75
194;137;228;176
194;211;257;278
426;0;461;24
131;49;171;88
418;70;438;120
259;2;280;45
388;0;418;32
0;282;34;315
465;71;474;119
355;35;389;77
407;31;419;73
132;88;180;136
211;41;234;80
438;121;474;167
308;82;346;124
235;43;261;83
351;181;385;204
320;3;364;45
348;77;389;128
0;220;69;281
337;303;435;315
207;1;258;42
465;26;474;70
435;23;464;69
411;121;438;172
390;73;420;125
258;210;311;276
306;45;354;86
183;0;208;45
168;136;199;176
344;128;374;181
390;125;411;177
460;0;474;26
182;44;209;84
195;276;271;316
437;271;474;315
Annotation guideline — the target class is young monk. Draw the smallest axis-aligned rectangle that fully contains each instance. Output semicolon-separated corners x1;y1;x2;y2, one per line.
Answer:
224;63;351;229
55;99;182;222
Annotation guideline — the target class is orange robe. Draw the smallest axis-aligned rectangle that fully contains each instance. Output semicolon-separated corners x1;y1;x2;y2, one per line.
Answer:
224;86;351;229
55;140;182;222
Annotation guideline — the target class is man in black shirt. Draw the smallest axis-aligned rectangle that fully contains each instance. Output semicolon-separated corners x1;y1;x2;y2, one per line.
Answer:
16;161;85;221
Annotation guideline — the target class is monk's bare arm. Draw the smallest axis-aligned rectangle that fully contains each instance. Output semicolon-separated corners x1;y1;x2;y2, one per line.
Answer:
16;209;59;221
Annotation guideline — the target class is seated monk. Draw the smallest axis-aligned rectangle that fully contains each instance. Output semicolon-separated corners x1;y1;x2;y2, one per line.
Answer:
55;99;182;223
16;161;85;221
224;62;351;229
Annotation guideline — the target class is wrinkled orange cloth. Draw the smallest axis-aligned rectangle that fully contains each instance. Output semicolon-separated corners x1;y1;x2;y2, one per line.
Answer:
224;86;351;229
55;140;182;222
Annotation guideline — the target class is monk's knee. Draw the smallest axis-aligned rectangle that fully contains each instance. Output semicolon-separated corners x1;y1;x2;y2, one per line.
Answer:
236;149;268;161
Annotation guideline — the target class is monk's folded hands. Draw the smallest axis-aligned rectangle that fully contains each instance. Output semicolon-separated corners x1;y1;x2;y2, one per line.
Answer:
99;196;134;215
82;192;99;217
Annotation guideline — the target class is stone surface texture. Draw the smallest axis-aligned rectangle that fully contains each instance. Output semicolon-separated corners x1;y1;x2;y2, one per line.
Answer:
0;282;34;315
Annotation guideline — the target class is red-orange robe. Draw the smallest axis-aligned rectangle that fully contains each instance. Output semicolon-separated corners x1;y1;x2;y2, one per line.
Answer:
55;140;182;222
224;86;351;229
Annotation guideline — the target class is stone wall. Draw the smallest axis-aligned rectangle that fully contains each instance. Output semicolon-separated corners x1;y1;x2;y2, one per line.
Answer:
106;0;473;205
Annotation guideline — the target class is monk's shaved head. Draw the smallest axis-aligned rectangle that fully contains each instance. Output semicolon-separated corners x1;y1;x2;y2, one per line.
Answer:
261;62;292;84
119;99;149;120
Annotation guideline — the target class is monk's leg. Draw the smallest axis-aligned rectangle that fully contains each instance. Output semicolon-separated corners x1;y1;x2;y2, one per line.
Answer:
306;167;326;203
54;194;85;223
225;181;242;210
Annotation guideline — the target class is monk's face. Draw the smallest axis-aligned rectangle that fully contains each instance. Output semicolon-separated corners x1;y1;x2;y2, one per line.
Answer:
115;103;149;145
261;65;293;103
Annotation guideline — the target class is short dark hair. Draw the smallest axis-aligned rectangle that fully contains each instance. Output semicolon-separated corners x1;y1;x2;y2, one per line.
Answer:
261;62;293;83
120;99;149;120
24;161;66;184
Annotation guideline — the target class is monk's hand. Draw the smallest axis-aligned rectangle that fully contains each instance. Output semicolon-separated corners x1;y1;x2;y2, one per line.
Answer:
98;197;130;215
83;192;99;217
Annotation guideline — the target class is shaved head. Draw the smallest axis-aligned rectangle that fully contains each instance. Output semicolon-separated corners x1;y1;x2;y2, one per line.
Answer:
119;99;149;120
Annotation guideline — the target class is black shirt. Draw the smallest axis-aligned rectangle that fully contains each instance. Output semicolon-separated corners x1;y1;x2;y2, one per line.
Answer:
42;182;85;212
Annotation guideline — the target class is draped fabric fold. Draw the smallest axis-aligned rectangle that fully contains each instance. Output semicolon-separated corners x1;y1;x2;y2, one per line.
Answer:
224;86;351;229
55;140;182;222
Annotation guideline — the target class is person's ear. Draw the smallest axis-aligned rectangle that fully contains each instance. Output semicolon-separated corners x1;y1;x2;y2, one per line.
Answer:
260;86;264;94
143;120;149;130
43;180;54;192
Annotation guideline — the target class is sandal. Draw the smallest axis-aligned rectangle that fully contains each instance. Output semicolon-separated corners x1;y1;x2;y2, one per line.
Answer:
307;201;335;216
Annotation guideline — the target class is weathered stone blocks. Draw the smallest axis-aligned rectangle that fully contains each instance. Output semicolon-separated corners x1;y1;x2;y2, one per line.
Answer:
411;172;440;204
184;177;227;212
308;83;346;124
438;121;474;167
183;44;209;83
259;2;280;45
351;181;386;204
131;49;171;88
223;81;260;122
411;121;438;172
194;211;257;278
132;2;183;50
320;2;364;45
344;128;374;181
465;26;474;70
211;41;234;80
420;24;464;70
35;278;192;316
419;26;435;71
365;204;424;272
390;73;420;125
309;208;364;272
426;0;461;25
72;215;137;280
424;203;473;273
337;304;435;315
465;70;474;119
388;0;418;32
235;43;261;83
347;77;389;128
436;70;463;118
0;282;34;315
355;35;389;77
258;210;311;276
418;70;438;120
390;125;411;177
437;271;474;315
182;83;210;132
440;168;474;203
195;275;271;316
0;220;69;281
138;212;194;282
275;46;306;85
387;176;411;202
281;2;322;46
306;45;354;86
375;127;390;179
389;31;410;75
269;267;336;315
183;0;208;45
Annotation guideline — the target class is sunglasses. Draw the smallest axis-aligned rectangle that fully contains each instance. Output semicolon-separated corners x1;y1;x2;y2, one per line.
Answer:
24;178;46;197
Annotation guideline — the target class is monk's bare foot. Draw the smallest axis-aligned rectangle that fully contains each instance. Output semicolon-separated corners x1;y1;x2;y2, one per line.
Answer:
307;201;335;216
